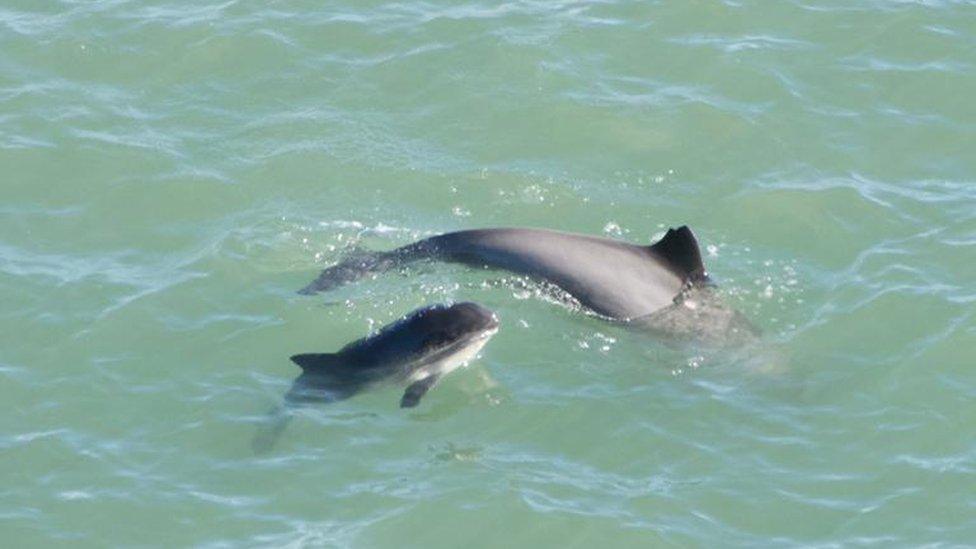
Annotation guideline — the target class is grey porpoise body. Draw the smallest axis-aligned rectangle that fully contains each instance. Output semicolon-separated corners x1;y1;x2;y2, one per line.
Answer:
253;302;499;453
300;226;758;344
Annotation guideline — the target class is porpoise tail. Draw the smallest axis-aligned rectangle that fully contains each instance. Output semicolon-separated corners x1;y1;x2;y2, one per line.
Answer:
251;405;294;455
298;242;431;294
251;355;356;454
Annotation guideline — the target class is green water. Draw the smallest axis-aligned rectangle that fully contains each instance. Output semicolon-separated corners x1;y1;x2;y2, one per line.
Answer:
2;1;975;546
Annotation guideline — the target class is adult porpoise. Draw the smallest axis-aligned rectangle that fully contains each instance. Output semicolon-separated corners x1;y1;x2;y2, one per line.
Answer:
299;226;757;344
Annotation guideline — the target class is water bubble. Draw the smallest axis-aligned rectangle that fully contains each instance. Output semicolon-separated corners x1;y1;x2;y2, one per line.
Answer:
512;289;532;300
603;222;623;237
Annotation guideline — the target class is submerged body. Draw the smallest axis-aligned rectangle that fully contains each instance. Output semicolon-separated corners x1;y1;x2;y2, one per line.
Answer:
253;302;498;453
300;226;757;344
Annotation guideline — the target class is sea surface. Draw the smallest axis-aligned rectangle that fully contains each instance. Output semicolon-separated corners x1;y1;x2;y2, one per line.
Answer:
2;1;975;546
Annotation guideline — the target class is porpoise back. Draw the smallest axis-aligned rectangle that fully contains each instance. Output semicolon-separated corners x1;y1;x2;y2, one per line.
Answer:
298;225;756;344
301;226;705;319
428;226;705;320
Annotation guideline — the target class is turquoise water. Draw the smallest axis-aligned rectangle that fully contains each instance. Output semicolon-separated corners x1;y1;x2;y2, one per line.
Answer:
2;0;975;546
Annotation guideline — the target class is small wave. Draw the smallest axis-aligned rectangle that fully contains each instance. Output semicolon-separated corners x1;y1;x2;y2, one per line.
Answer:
669;34;814;53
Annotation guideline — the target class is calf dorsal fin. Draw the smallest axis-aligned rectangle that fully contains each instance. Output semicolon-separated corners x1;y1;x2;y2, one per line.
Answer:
290;353;341;373
648;226;707;281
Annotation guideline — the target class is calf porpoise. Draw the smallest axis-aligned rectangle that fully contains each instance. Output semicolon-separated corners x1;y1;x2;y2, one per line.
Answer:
253;302;499;452
287;301;499;408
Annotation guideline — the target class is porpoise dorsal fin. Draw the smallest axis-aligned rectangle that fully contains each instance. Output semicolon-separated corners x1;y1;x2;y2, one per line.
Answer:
290;353;341;373
648;226;707;282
